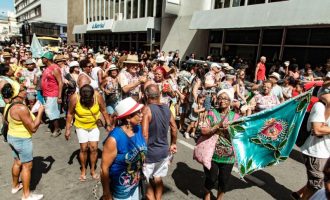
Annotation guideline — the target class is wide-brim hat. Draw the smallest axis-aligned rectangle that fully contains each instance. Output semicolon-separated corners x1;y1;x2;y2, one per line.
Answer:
211;63;221;69
115;97;144;119
124;55;140;64
69;61;79;68
96;55;106;63
54;55;66;62
269;72;281;80
2;52;11;58
109;64;118;71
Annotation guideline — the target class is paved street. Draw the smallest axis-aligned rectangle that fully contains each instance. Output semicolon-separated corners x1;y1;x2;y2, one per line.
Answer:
0;124;306;200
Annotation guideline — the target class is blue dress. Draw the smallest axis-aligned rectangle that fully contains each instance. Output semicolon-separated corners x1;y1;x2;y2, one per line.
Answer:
105;125;147;199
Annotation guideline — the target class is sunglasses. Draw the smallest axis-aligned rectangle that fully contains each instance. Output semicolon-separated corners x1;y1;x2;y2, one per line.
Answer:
129;110;142;118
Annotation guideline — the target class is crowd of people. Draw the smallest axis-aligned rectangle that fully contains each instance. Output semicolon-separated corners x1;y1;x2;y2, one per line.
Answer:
0;43;329;200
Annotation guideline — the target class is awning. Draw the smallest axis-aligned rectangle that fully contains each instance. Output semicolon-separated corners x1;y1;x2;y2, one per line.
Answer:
72;25;87;34
190;0;330;30
112;17;160;32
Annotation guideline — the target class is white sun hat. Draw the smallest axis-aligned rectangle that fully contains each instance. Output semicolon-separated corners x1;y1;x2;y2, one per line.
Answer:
115;97;144;119
96;55;106;63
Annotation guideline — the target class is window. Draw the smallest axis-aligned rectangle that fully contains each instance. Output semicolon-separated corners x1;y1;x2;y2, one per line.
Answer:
233;0;245;7
248;0;265;5
286;28;309;45
209;30;223;43
263;29;283;45
214;0;231;9
310;28;330;46
226;30;260;44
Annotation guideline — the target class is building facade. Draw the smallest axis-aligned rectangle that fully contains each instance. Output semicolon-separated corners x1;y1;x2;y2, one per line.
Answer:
0;11;20;43
69;0;330;65
14;0;68;43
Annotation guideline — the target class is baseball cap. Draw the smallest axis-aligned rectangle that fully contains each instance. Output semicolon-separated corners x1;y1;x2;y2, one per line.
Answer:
41;51;54;60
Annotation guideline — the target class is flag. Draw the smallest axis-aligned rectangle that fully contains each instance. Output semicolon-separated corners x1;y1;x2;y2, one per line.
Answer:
228;89;313;177
30;33;43;58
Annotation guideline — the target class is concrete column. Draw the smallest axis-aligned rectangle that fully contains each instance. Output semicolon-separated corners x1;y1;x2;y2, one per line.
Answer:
119;0;121;15
113;0;116;19
145;0;148;17
244;0;248;6
279;28;287;60
124;0;127;19
87;0;90;23
229;0;233;8
137;0;140;18
131;0;134;19
104;0;106;19
108;0;110;19
99;0;101;20
91;0;94;21
153;0;156;17
265;0;269;3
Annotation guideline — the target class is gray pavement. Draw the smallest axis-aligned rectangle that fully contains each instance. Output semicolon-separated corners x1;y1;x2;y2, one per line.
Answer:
0;124;307;200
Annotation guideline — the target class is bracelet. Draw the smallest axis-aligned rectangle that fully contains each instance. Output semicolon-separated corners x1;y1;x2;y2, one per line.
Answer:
106;124;111;127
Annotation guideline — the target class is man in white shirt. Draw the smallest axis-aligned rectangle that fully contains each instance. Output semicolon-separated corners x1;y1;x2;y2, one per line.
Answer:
292;87;330;200
269;72;284;103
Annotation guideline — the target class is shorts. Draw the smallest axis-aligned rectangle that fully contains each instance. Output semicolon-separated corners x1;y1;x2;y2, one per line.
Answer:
143;157;170;181
303;154;327;191
106;102;118;115
7;135;33;163
204;95;212;111
44;97;60;120
76;127;100;143
113;187;139;200
189;114;198;122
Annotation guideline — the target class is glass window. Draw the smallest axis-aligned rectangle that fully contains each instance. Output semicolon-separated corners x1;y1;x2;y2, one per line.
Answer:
209;30;223;43
209;47;221;57
226;30;260;44
263;29;283;45
214;0;223;9
233;0;245;7
131;33;137;41
310;28;330;46
260;46;280;61
121;33;130;41
223;0;231;8
138;33;147;41
147;0;154;17
286;28;309;45
248;0;265;5
140;0;146;17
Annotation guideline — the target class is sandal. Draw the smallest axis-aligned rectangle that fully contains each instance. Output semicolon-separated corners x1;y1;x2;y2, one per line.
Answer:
91;173;100;180
79;175;87;182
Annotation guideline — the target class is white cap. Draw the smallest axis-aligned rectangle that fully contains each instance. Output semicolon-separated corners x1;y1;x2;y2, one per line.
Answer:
211;63;221;69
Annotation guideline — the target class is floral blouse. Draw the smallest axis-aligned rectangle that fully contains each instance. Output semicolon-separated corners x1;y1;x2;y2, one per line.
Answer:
204;109;240;164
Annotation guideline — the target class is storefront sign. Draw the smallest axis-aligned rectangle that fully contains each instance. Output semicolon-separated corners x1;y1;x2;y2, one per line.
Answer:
87;20;114;31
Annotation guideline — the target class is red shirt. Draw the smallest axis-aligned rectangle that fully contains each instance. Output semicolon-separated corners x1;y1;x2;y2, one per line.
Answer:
41;64;61;97
256;62;266;81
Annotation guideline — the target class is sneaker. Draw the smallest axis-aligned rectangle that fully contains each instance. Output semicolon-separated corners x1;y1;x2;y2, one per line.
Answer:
22;193;43;200
184;132;190;139
11;183;23;194
51;130;62;137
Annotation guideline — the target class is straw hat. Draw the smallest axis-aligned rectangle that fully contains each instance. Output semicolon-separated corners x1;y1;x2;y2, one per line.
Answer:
54;55;66;63
115;97;144;119
2;52;11;58
269;72;281;80
123;55;140;64
96;55;106;63
109;64;118;71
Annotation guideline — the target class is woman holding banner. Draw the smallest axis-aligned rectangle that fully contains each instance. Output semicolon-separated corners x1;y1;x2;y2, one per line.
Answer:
200;89;240;200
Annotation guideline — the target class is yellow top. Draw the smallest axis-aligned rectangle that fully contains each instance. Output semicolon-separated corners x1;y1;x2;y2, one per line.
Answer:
74;94;100;129
5;104;35;138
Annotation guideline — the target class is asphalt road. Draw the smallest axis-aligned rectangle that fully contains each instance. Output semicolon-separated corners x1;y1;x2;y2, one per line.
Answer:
0;124;307;200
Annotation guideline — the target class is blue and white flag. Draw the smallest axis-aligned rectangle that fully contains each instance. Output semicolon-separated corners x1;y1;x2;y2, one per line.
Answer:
229;89;313;177
30;33;43;58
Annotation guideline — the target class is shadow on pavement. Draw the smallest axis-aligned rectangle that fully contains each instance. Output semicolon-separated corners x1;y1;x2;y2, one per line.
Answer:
249;170;293;199
68;148;102;169
30;156;55;190
172;162;251;199
289;148;304;164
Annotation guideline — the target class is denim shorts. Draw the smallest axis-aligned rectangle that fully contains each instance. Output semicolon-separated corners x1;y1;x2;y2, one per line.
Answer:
106;103;118;115
7;135;33;163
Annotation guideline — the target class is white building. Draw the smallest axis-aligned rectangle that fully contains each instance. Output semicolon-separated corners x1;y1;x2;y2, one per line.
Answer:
70;0;330;65
14;0;68;41
0;11;20;42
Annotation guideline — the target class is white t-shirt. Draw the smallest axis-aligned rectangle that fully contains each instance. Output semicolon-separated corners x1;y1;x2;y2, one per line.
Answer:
91;66;102;85
301;102;330;158
271;84;283;100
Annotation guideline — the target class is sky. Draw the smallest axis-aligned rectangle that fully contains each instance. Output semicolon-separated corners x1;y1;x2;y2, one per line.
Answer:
0;0;15;16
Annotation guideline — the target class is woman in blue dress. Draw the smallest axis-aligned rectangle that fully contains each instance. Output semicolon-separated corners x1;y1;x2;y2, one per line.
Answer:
101;97;147;200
